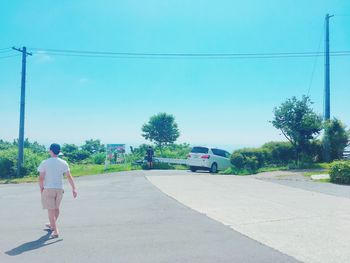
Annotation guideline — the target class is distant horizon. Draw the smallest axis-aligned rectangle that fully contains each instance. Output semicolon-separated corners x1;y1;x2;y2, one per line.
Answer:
4;136;285;154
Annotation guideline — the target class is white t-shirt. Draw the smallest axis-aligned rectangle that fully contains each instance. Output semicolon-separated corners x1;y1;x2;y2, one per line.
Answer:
37;157;70;189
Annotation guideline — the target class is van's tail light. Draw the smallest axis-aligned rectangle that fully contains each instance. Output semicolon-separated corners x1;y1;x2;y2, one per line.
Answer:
201;155;210;159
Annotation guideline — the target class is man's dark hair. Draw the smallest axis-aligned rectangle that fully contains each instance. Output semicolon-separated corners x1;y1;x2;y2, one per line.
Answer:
50;143;61;155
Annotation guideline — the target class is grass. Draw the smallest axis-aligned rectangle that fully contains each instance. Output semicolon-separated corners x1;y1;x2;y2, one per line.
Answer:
0;163;142;184
0;162;334;184
0;175;38;184
70;163;140;176
220;163;331;176
0;162;189;184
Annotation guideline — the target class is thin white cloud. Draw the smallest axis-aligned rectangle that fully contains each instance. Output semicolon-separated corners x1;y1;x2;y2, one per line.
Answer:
35;51;52;63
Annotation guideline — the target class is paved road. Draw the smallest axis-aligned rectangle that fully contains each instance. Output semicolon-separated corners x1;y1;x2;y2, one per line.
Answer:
0;170;298;263
147;170;350;263
251;170;350;199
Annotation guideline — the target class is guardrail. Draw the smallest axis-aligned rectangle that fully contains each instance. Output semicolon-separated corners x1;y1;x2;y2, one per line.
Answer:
155;157;188;165
343;150;350;160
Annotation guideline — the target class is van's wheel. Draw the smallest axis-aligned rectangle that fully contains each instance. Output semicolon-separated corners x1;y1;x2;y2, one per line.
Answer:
190;166;197;172
210;163;218;173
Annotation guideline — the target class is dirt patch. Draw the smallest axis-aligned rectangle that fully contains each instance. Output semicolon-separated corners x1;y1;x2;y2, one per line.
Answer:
250;169;325;182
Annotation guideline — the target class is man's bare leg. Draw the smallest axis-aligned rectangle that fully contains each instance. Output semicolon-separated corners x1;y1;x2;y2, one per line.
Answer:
48;209;59;236
55;208;60;221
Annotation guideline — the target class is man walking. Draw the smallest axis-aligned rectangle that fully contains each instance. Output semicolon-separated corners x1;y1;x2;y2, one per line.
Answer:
146;146;154;169
38;143;77;238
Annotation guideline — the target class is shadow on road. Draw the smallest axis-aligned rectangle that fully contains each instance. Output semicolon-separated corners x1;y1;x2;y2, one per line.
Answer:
5;229;62;256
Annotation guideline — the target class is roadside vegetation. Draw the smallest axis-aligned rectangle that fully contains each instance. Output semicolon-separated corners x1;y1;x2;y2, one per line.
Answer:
0;138;190;183
1;102;349;184
223;96;349;182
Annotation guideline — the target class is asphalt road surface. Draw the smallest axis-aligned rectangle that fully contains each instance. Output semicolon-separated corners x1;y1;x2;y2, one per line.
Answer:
0;170;299;263
147;170;350;263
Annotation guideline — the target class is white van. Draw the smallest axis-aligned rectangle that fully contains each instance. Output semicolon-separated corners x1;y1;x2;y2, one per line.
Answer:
187;146;232;173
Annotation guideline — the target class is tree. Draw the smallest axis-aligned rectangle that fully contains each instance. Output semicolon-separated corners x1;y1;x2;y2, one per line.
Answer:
271;96;322;164
323;118;349;161
81;139;105;155
61;144;89;163
142;113;180;152
12;138;46;153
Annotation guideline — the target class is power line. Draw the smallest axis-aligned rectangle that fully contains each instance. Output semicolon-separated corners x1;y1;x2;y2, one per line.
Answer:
0;49;13;54
307;21;324;96
30;47;350;57
30;48;350;60
0;54;20;59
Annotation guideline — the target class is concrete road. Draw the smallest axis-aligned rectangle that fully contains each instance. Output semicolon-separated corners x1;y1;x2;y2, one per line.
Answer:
147;170;350;263
0;170;298;263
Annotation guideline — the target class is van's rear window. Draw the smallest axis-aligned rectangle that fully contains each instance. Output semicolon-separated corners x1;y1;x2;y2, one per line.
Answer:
191;147;209;154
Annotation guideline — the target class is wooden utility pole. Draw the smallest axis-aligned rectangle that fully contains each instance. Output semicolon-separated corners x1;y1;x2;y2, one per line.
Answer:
323;14;333;162
12;46;32;176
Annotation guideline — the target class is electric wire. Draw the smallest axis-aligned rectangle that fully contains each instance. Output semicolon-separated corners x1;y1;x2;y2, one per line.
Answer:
29;47;350;58
30;49;350;60
307;22;324;96
0;49;13;54
0;54;20;59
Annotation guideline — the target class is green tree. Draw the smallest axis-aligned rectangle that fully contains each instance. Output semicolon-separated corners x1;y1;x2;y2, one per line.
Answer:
323;118;349;161
81;139;105;154
12;138;46;153
0;140;13;150
61;144;89;163
271;96;322;164
142;113;180;152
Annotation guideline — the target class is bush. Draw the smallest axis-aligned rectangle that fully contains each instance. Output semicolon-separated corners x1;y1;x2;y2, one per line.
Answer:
329;161;350;185
262;141;295;165
0;148;18;178
141;162;174;170
230;141;324;173
323;119;349;161
0;148;46;178
231;148;269;172
90;153;106;165
155;143;191;158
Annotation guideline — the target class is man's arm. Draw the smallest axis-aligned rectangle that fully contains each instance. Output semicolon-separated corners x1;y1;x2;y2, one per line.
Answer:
66;171;77;198
39;171;45;193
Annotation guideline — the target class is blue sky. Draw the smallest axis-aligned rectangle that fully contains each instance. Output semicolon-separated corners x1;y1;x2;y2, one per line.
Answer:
1;0;349;151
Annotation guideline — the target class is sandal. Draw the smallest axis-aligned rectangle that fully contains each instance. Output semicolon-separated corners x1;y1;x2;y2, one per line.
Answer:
50;233;59;239
45;223;54;231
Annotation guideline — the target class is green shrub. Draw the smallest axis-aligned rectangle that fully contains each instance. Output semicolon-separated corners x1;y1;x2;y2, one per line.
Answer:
231;152;245;168
0;148;46;178
0;148;17;178
323;119;349;161
155;143;191;158
231;148;269;172
22;149;46;176
142;162;175;170
329;161;350;185
261;141;295;165
91;153;106;164
0;157;15;178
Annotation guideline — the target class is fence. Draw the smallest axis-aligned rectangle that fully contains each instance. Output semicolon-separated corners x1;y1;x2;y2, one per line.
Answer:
155;157;188;165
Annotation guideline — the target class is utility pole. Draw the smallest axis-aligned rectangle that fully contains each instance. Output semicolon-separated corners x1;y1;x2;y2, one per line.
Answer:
12;46;32;176
323;14;333;162
324;14;333;120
